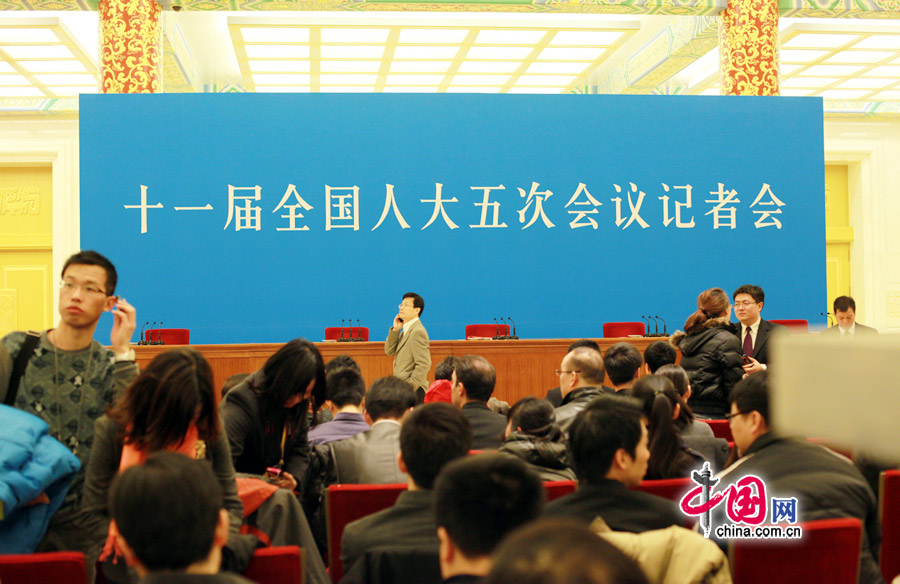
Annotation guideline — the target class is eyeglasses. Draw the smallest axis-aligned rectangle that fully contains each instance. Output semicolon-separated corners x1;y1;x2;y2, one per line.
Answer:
60;280;106;296
734;301;758;308
554;369;580;376
724;410;750;420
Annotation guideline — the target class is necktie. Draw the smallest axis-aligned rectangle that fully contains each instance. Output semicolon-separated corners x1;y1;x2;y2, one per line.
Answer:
743;327;753;356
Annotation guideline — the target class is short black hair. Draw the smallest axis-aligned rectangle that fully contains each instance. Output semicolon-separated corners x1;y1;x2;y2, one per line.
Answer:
366;376;416;420
484;517;650;584
567;339;600;353
434;453;544;558
733;284;765;305
326;367;366;408
603;343;643;385
110;452;222;572
434;356;457;381
62;250;118;297
325;354;361;374
643;341;677;374
731;370;770;426
507;397;556;438
400;403;472;489
568;394;644;484
453;355;496;402
834;295;856;313
403;292;425;317
565;347;605;385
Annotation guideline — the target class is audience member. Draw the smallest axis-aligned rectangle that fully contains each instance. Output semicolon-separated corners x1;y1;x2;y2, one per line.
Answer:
451;355;506;450
109;452;254;584
434;453;545;583
326;354;362;373
731;284;785;375
653;365;713;438
719;371;882;584
499;397;576;481
425;356;457;404
340;403;472;575
221;338;326;490
627;375;704;479
385;292;431;400
825;295;877;336
603;343;643;392
554;347;612;432
671;287;743;419
483;517;650;584
325;376;417;484
545;395;682;532
544;339;605;407
643;341;677;374
308;366;369;446
0;250;138;562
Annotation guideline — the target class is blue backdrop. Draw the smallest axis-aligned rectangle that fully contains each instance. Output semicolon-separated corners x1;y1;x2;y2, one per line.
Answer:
80;93;824;344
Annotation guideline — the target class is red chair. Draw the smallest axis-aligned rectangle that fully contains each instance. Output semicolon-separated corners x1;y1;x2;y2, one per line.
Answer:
701;419;734;442
144;328;190;344
0;552;86;584
881;470;900;583
730;517;862;584
324;326;369;342
464;324;509;339
602;322;645;338
544;480;576;502
244;546;303;584
631;477;692;502
769;319;809;332
326;483;407;583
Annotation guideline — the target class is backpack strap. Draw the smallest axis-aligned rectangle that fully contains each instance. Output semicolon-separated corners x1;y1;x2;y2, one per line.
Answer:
5;330;41;406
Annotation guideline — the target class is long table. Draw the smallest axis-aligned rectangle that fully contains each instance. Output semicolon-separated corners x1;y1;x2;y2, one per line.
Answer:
134;337;665;405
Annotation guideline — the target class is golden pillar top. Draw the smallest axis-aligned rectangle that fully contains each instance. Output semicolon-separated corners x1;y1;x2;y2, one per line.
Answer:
100;0;162;94
719;0;779;96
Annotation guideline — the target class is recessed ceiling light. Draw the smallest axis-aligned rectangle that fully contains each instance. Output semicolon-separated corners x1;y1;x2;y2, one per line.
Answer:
320;46;385;59
252;73;311;85
2;45;73;59
249;60;311;73
779;49;830;63
320;60;381;73
780;64;802;75
527;62;589;74
20;61;87;73
385;74;446;85
398;29;469;44
818;89;871;99
854;36;900;50
241;28;309;43
394;46;459;59
383;86;438;93
321;28;390;44
452;74;510;85
825;50;894;64
474;30;546;45
254;86;311;93
698;87;721;96
0;74;32;86
0;29;59;43
551;31;623;46
390;60;452;73
836;78;896;89
466;46;532;60
782;34;860;49
319;74;378;85
319;86;376;93
245;45;310;59
0;86;45;96
802;64;865;76
35;73;96;85
48;85;99;96
446;86;503;92
781;76;839;88
861;65;900;77
539;47;604;61
871;90;900;100
457;61;522;73
506;87;563;94
517;74;577;86
779;88;813;96
0;62;15;73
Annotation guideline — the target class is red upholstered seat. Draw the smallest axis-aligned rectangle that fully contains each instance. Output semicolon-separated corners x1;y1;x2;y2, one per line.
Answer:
602;322;645;338
144;328;190;344
326;483;406;583
465;324;509;339
731;517;862;584
243;546;303;584
544;480;576;502
769;319;809;332
631;477;693;502
0;552;86;584
881;470;900;583
324;326;369;341
701;419;734;442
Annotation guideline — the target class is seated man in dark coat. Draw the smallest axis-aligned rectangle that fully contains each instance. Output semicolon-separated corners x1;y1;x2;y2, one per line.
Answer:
544;394;683;533
554;346;614;433
450;355;507;450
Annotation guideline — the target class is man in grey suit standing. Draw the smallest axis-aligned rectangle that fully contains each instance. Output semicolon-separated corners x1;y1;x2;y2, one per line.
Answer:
385;292;432;399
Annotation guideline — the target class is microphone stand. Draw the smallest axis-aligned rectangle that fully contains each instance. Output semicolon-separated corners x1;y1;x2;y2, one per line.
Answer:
149;322;158;345
508;317;519;340
499;317;510;339
138;321;149;346
641;315;650;337
493;317;501;340
655;315;668;337
158;321;165;345
651;316;660;337
338;319;349;342
356;319;364;342
821;312;834;327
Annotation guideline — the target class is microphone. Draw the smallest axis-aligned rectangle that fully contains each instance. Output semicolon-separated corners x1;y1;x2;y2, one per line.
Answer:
357;319;363;342
641;315;650;337
501;317;512;339
655;315;667;336
158;321;165;345
149;322;158;345
650;316;660;336
348;317;355;341
493;317;501;340
338;319;349;342
138;321;149;345
508;316;519;340
821;311;834;327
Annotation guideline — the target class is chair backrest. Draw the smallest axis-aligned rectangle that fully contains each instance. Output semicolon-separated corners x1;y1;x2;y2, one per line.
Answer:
465;324;509;339
631;477;693;502
544;480;577;501
326;483;407;583
243;546;303;584
0;552;86;584
730;517;862;584
602;322;645;338
881;469;900;583
701;419;734;442
769;319;809;332
144;328;190;344
324;326;369;341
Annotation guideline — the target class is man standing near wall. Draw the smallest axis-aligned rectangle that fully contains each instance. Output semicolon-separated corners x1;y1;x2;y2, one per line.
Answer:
385;292;431;401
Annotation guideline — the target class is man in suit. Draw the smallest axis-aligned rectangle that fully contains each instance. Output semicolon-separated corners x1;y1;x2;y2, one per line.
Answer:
545;394;683;532
555;346;614;433
732;284;785;375
451;355;507;450
308;365;369;446
604;342;644;392
385;292;431;400
824;295;877;337
325;376;417;484
340;403;472;575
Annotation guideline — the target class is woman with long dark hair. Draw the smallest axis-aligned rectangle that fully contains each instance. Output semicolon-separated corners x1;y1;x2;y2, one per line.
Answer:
670;287;744;419
499;397;576;481
654;364;714;438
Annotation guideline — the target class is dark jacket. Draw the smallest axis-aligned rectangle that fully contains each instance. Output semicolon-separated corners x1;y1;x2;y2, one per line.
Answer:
555;386;614;433
545;479;683;533
671;317;744;419
499;429;577;481
460;402;507;450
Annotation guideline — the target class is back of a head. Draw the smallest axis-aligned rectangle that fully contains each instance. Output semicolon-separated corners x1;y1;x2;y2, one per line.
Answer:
567;347;605;386
643;341;677;373
603;343;643;386
434;453;544;558
507;397;556;439
684;287;730;334
483;517;649;584
326;367;366;408
366;376;416;420
731;370;770;426
454;355;496;402
400;403;472;489
628;375;684;479
654;364;694;428
111;347;219;452
567;339;600;353
260;338;326;414
568;394;643;484
434;356;458;381
110;452;223;572
325;354;361;374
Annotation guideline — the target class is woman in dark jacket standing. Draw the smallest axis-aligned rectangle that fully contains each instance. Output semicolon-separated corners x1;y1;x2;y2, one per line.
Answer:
670;287;744;419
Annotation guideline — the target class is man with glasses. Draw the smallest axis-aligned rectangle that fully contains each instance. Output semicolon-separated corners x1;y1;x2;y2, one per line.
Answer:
385;292;431;402
554;346;613;433
0;250;138;561
731;284;784;375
